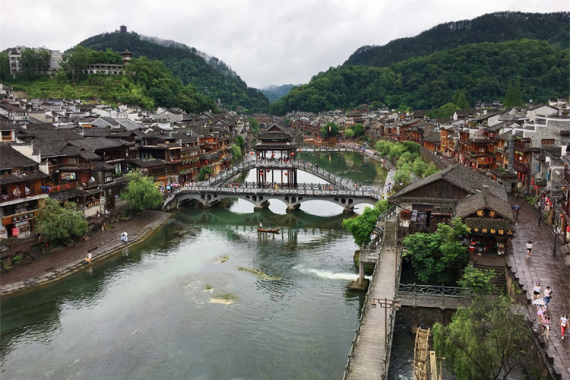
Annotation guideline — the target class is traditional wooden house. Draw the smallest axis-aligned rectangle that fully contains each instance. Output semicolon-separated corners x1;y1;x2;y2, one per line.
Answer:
390;164;509;238
454;189;515;255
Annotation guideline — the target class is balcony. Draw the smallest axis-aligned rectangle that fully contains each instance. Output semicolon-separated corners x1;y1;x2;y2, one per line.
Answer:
0;191;48;205
513;160;529;174
514;140;532;152
2;209;38;226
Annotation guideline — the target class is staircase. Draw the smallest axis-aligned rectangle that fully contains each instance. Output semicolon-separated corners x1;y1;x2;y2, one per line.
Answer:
474;263;507;289
383;221;397;247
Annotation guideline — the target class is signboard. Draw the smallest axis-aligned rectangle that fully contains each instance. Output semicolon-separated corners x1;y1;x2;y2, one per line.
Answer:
61;172;76;180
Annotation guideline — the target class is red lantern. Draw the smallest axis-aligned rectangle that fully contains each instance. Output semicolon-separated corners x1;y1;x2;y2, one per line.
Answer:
298;149;301;152
206;160;208;164
284;172;288;176
250;152;254;156
266;169;270;173
272;153;275;157
260;172;263;176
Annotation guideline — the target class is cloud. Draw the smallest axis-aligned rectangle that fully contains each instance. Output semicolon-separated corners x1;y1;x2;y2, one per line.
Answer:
1;0;568;88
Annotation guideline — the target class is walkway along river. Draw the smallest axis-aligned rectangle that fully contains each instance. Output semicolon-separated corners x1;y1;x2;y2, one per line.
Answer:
0;151;423;380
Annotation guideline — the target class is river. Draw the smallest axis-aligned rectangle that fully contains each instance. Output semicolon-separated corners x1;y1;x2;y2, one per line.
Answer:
0;151;413;380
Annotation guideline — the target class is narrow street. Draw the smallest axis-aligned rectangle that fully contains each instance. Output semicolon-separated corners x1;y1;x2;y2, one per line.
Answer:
507;194;570;377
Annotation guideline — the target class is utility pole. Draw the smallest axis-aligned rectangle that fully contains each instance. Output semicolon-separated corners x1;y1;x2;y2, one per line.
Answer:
553;198;557;257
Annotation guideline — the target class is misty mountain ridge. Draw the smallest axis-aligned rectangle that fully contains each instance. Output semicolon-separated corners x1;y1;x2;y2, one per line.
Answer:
77;30;269;112
260;84;300;103
345;11;570;67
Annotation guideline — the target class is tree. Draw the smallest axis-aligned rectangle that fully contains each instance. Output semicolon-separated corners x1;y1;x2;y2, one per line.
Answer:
428;102;460;119
0;52;10;82
403;218;469;284
352;123;365;137
198;166;214;181
230;143;242;164
250;118;260;135
342;206;381;247
35;198;88;243
120;170;163;212
504;79;525;108
433;296;536;380
320;122;339;138
60;46;92;83
19;48;50;78
62;85;77;100
453;90;471;109
344;129;355;138
234;135;245;153
458;266;495;295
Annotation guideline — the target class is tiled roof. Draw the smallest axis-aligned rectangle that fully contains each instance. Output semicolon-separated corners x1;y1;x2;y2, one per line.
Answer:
391;164;507;201
0;145;38;170
455;191;514;222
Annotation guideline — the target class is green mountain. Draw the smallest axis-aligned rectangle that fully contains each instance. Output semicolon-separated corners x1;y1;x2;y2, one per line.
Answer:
76;31;269;112
270;39;569;114
345;11;570;67
260;84;299;103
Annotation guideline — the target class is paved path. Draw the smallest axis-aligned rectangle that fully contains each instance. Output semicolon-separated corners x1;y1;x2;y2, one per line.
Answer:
347;222;398;380
506;195;570;378
1;211;170;296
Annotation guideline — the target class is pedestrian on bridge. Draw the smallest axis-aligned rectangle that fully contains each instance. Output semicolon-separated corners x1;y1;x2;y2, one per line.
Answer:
526;241;533;257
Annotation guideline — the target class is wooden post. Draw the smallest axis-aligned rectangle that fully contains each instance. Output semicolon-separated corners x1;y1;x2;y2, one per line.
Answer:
358;259;364;285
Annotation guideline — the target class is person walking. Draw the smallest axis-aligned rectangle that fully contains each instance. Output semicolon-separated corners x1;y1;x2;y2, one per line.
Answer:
526;241;533;257
560;314;568;340
533;282;541;300
544;286;553;307
543;314;552;341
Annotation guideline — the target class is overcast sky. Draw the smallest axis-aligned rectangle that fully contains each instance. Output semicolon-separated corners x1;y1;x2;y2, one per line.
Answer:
1;0;568;88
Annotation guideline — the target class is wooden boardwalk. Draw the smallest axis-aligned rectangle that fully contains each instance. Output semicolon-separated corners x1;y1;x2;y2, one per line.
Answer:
346;221;399;380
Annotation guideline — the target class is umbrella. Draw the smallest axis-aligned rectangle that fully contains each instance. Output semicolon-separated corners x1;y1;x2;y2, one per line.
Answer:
532;299;545;305
513;204;521;210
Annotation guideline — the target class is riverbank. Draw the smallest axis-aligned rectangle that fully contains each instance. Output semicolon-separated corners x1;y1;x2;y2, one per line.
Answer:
0;210;171;297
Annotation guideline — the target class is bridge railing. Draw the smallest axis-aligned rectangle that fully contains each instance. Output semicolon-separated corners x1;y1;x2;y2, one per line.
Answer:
398;283;472;298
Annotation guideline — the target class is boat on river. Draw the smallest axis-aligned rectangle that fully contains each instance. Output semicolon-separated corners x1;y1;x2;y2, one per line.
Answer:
258;228;280;234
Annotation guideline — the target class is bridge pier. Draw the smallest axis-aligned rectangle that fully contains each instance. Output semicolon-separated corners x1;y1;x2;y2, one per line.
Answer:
286;204;301;213
253;200;270;211
343;206;354;214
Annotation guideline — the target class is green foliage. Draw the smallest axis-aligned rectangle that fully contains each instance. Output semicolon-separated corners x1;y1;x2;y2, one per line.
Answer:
434;296;535;379
344;129;355;138
36;198;89;243
403;218;469;284
5;47;217;114
198;166;214;181
120;170;163;212
504;79;525;107
250;118;260;135
453;90;471;109
458;266;496;295
374;199;390;213
345;11;570;67
13;255;23;262
234;135;245;153
0;52;11;82
77;31;269;112
270;40;569;114
230;143;242;164
18;48;51;79
342;206;381;247
319;122;340;137
351;123;364;137
427;102;460;119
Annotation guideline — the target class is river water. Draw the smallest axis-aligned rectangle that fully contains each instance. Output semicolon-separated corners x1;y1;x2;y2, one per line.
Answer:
0;152;413;380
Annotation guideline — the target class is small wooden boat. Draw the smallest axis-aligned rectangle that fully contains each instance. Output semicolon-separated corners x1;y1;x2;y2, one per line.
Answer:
258;228;280;234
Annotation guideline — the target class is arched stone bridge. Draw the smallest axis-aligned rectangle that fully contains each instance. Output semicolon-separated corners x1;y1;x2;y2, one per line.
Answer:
163;185;381;213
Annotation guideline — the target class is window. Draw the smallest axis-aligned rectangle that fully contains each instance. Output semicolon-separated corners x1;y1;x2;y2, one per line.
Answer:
542;139;555;146
67;158;77;164
1;131;12;142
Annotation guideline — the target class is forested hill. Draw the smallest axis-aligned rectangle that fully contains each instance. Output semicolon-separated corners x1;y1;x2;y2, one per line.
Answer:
269;39;569;114
77;31;269;112
345;12;570;67
260;84;298;103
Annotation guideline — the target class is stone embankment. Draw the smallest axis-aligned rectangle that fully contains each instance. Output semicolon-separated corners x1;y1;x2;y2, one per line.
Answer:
0;211;170;297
